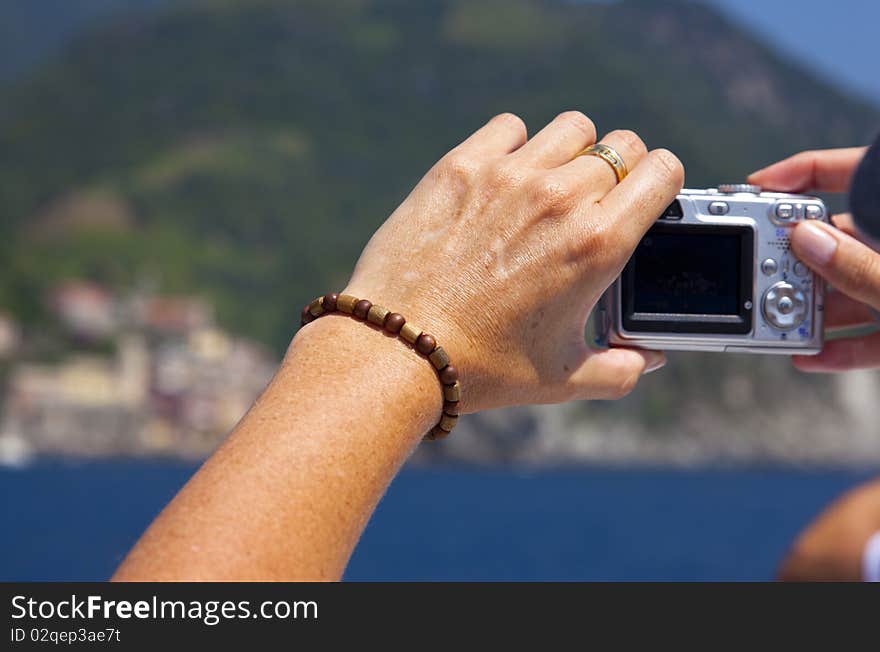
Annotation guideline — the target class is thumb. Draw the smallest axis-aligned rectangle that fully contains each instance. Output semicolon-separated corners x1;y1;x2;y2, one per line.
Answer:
568;347;665;400
791;221;880;311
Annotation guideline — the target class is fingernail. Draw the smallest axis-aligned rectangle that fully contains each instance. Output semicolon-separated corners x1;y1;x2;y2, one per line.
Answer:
643;354;666;374
795;222;838;266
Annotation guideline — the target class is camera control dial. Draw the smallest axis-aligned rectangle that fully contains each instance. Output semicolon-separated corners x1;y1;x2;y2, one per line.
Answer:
762;281;807;330
717;183;761;194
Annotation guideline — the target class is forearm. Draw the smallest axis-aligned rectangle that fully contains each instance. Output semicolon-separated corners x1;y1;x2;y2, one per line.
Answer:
113;315;441;581
112;111;683;581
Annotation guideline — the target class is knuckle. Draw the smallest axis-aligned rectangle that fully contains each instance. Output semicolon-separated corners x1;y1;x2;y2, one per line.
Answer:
792;150;817;165
530;176;575;213
848;247;880;295
437;151;479;184
646;148;685;187
557;110;596;139
492;112;527;137
605;369;640;400
490;160;527;190
607;129;646;156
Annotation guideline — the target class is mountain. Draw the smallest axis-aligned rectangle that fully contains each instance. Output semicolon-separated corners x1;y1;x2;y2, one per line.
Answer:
0;0;878;350
0;0;167;82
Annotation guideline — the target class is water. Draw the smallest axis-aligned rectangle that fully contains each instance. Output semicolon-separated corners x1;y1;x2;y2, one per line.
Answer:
1;460;876;581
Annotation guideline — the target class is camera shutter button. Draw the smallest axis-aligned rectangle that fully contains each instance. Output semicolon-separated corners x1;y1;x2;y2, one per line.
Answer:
775;203;794;220
762;281;807;330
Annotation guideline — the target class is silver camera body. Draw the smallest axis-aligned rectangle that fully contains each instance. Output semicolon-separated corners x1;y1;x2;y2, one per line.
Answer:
596;184;828;355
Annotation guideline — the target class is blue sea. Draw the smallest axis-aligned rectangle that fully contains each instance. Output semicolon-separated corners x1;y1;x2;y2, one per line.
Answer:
1;460;877;581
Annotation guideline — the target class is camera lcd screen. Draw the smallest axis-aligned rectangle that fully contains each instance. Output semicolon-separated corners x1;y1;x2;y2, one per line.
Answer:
632;232;739;314
621;223;753;334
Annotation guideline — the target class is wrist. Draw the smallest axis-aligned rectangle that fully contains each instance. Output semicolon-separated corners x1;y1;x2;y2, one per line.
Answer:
285;313;444;441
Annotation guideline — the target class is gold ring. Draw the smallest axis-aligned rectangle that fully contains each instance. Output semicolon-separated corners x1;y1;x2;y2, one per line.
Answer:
576;143;628;183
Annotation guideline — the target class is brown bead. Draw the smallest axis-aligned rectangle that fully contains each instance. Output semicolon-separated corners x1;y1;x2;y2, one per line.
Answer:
307;297;325;318
426;426;449;441
443;400;460;416
439;413;458;432
300;306;314;325
353;299;372;319
385;313;405;334
399;322;422;345
367;304;390;326
439;365;459;385
322;293;339;311
443;381;461;402
416;333;436;355
336;294;358;314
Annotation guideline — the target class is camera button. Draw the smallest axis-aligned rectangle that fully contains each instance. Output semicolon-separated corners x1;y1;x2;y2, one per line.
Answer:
708;201;729;215
761;258;778;276
805;204;824;220
762;281;808;330
778;296;794;314
775;203;794;220
793;260;809;277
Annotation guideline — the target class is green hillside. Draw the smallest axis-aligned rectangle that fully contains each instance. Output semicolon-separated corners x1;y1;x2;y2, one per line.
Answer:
1;0;878;351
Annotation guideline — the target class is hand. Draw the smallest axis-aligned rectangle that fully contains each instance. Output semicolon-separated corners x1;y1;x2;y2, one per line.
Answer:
341;112;684;412
748;147;880;372
116;112;685;581
778;479;880;581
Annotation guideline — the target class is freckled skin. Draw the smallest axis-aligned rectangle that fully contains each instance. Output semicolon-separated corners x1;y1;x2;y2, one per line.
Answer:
113;113;681;581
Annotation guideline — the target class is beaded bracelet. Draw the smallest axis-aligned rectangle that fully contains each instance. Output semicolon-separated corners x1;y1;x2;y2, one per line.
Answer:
300;293;461;441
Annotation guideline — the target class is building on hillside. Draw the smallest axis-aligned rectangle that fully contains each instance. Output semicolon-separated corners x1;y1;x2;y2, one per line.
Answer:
49;281;117;339
0;313;20;358
131;295;213;335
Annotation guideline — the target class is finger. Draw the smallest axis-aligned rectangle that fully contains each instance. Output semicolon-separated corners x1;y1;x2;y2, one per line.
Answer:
793;331;880;372
791;220;880;311
569;347;665;400
452;112;528;159
832;213;859;237
511;111;597;168
747;147;867;194
832;212;880;251
824;290;878;330
551;129;649;201
596;148;685;250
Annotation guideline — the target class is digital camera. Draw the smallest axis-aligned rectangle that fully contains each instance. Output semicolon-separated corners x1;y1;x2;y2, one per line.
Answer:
596;184;829;354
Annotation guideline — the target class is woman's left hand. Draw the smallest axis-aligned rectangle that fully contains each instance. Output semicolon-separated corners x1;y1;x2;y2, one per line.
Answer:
344;112;682;412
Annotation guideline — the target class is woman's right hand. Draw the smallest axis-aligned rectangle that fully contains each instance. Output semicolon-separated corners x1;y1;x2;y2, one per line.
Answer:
748;147;880;372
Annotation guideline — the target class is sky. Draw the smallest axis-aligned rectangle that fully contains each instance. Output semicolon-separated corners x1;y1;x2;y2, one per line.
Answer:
706;0;880;105
3;1;878;106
